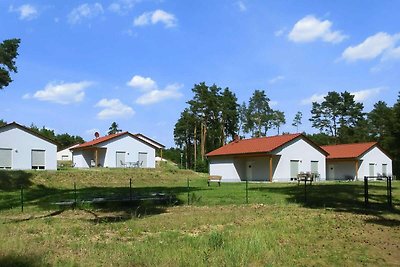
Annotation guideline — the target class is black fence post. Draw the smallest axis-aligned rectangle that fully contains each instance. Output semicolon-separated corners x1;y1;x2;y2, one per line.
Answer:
388;176;392;208
74;182;77;209
130;178;132;202
304;179;307;204
20;186;24;212
187;178;190;205
364;176;369;207
246;179;248;204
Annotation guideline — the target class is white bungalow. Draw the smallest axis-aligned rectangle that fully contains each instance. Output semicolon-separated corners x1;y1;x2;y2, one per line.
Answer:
57;144;79;161
71;132;161;168
206;133;328;182
322;142;392;181
0;122;57;170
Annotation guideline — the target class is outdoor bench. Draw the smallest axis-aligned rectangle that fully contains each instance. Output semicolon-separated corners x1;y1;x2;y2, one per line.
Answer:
207;175;222;186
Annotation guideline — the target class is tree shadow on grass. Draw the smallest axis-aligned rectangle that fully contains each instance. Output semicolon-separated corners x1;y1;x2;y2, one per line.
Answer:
1;183;204;223
0;253;45;267
0;170;33;191
250;182;400;226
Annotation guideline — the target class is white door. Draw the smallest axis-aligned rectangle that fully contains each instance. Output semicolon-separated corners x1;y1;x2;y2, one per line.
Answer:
138;152;147;168
32;150;45;169
116;152;126;167
328;164;335;180
290;160;299;180
369;163;375;177
246;161;253;181
0;148;12;169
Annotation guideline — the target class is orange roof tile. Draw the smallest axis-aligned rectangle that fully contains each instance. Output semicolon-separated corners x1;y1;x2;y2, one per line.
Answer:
74;132;128;149
206;133;304;157
322;142;377;159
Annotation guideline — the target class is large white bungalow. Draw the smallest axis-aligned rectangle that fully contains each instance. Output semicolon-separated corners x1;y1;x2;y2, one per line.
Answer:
0;122;57;170
322;142;392;181
71;132;162;168
206;133;328;182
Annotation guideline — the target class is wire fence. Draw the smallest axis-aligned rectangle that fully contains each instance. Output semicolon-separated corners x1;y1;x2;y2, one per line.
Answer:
9;177;398;215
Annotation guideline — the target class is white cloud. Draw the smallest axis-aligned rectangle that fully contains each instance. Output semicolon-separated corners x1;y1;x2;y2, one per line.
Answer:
133;9;177;28
95;98;135;120
288;15;347;43
127;75;183;104
108;0;138;14
351;88;383;102
268;75;285;84
342;32;400;62
68;3;104;24
301;88;383;105
236;1;247;12
126;75;157;91
136;83;183;105
382;46;400;61
301;93;326;105
32;81;93;104
9;4;38;20
274;28;286;37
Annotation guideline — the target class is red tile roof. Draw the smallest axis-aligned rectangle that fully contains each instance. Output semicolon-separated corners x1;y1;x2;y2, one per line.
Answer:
74;132;128;149
322;142;377;159
206;133;304;157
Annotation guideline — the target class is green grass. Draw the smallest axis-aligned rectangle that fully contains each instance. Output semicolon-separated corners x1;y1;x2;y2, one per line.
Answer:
0;165;399;266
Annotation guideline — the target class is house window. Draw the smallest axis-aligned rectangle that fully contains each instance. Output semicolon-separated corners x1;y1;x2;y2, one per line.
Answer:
369;163;375;177
138;152;148;168
32;150;45;170
290;160;299;181
0;148;12;169
382;164;388;176
311;161;318;174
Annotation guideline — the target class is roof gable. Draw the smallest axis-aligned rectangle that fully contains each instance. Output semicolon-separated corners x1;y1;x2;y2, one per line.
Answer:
73;131;158;150
0;122;58;145
135;133;165;149
206;133;326;157
322;142;378;159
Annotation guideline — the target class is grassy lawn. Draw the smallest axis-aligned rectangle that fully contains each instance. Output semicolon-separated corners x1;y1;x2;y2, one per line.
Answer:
0;164;399;266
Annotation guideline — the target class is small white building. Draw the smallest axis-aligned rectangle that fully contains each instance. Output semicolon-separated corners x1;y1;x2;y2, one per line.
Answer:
57;144;79;161
322;142;392;180
206;134;328;182
0;122;57;170
71;132;161;168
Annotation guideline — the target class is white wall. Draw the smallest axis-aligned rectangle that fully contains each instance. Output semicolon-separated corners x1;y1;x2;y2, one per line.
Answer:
359;147;392;179
209;157;241;182
273;138;326;182
57;148;73;161
0;125;57;170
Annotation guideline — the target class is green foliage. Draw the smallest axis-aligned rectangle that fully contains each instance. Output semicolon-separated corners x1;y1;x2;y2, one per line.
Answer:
271;110;286;135
310;91;364;142
0;38;21;89
245;89;273;137
0;119;6;127
29;123;84;150
108;122;122;135
195;159;209;173
175;82;239;170
292;111;303;132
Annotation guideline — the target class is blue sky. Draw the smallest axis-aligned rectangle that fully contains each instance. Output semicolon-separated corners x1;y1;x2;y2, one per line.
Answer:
1;0;399;147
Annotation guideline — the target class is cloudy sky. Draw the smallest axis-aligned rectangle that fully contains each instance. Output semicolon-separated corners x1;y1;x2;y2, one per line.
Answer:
1;1;399;147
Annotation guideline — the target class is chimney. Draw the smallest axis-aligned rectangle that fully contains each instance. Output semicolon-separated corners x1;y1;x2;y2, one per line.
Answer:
234;134;240;142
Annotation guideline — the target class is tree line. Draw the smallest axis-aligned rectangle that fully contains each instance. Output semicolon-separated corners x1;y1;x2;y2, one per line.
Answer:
173;82;400;176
